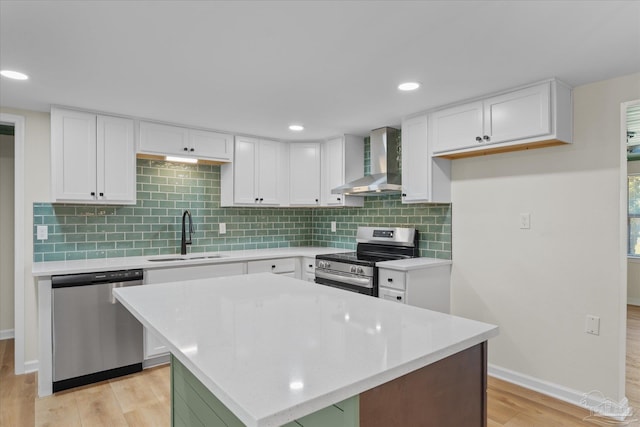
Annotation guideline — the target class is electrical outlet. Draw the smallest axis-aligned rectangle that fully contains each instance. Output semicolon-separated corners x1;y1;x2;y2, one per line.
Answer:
37;225;48;240
219;223;226;234
331;221;336;232
519;213;531;229
585;315;600;335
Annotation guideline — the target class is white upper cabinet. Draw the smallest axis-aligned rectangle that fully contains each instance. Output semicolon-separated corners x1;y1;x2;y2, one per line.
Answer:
51;107;136;204
220;136;286;206
289;142;321;206
401;114;450;203
139;121;233;162
431;79;572;158
321;136;364;207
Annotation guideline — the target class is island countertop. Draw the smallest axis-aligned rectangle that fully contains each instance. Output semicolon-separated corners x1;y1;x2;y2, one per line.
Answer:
113;273;498;427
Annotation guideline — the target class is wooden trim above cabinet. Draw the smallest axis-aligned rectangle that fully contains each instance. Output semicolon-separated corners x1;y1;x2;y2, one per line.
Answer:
435;139;567;160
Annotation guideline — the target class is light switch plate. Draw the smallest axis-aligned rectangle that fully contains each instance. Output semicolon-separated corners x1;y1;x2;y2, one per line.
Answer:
519;213;531;229
331;221;336;232
37;225;48;240
219;223;226;234
585;315;600;335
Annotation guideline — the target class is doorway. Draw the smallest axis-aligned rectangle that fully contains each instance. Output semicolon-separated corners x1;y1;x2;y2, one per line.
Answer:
625;99;640;412
0;125;14;340
0;113;25;374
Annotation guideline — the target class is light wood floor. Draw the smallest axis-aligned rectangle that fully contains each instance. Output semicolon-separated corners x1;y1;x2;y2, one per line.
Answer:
1;306;639;426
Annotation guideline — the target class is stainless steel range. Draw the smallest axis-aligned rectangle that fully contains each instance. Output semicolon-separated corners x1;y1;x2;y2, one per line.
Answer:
315;227;419;296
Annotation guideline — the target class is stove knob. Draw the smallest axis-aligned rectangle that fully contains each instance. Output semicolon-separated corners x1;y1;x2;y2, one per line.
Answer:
319;261;326;269
357;267;364;274
326;262;330;269
350;266;357;273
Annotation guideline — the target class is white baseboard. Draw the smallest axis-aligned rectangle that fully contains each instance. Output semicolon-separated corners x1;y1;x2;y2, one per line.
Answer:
23;359;38;374
628;297;640;306
0;329;15;340
489;364;632;421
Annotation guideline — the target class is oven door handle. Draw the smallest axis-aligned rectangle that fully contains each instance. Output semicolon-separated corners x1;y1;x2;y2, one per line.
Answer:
315;270;373;289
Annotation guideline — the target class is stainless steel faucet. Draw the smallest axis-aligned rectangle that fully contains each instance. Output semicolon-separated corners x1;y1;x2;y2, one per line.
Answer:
181;210;194;255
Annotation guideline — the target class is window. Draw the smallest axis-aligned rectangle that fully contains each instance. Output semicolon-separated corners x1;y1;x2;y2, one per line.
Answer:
629;174;640;256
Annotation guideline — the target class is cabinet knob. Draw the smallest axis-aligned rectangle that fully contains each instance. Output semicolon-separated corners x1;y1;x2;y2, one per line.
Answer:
271;265;276;269
90;192;95;196
475;136;482;143
259;198;264;202
315;199;318;203
99;192;104;197
388;278;393;282
483;135;490;141
190;148;195;152
337;197;341;201
396;296;402;301
183;147;188;151
402;193;407;197
255;198;259;202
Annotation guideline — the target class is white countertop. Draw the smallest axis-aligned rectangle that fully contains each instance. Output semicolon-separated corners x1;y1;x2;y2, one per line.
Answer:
376;257;452;271
113;273;498;427
32;247;451;276
31;247;352;277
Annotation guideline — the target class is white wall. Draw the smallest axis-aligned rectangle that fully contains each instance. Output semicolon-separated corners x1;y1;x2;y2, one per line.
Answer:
451;73;640;402
0;133;15;335
628;160;640;305
0;108;50;364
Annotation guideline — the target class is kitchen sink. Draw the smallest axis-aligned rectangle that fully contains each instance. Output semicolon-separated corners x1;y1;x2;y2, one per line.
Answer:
147;254;225;262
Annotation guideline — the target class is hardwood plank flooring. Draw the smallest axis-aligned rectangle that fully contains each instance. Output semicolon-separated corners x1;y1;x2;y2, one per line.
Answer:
1;306;639;426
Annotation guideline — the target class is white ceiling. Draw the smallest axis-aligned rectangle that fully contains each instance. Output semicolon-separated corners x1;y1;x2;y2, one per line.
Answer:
1;1;639;141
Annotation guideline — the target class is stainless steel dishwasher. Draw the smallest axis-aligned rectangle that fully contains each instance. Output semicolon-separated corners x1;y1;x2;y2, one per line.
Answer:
52;269;144;392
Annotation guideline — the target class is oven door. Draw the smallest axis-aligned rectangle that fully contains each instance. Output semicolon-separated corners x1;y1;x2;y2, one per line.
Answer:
315;270;377;297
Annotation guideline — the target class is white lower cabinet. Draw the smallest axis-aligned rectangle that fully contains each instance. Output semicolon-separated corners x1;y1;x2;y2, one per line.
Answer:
143;262;246;362
247;258;297;276
302;257;316;282
378;264;451;313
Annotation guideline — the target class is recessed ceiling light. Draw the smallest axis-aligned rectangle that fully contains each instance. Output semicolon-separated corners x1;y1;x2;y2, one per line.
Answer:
398;82;420;91
289;124;304;131
0;70;29;80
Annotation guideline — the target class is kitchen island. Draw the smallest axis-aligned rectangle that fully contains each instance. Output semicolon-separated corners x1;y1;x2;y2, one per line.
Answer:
114;273;498;427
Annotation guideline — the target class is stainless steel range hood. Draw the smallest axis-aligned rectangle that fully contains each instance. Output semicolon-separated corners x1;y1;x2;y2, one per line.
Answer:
332;127;401;196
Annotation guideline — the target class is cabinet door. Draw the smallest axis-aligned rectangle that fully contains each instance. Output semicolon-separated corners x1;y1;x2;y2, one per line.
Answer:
257;140;282;205
97;115;136;203
233;137;258;204
401;115;430;203
321;137;344;205
139;121;189;156
289;142;320;205
431;101;483;153
189;129;233;161
483;82;551;145
51;108;97;201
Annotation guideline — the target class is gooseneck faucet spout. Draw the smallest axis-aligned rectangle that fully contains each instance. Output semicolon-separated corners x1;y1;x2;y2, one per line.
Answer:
181;210;194;255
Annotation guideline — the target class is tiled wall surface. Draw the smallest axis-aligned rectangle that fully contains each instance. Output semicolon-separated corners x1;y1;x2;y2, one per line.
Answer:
34;158;451;262
313;197;451;259
33;159;312;262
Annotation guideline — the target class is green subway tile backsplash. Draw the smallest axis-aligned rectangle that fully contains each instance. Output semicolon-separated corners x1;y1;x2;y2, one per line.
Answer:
33;158;451;262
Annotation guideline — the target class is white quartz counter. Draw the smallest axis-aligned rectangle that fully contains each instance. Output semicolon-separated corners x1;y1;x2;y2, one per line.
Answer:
31;247;352;277
114;273;498;427
376;257;452;271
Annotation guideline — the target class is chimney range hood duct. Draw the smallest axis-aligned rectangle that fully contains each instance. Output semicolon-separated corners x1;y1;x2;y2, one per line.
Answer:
332;127;401;196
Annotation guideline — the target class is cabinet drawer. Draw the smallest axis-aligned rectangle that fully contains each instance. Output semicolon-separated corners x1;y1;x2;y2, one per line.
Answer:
247;258;296;274
379;287;405;304
378;269;406;290
145;262;245;284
